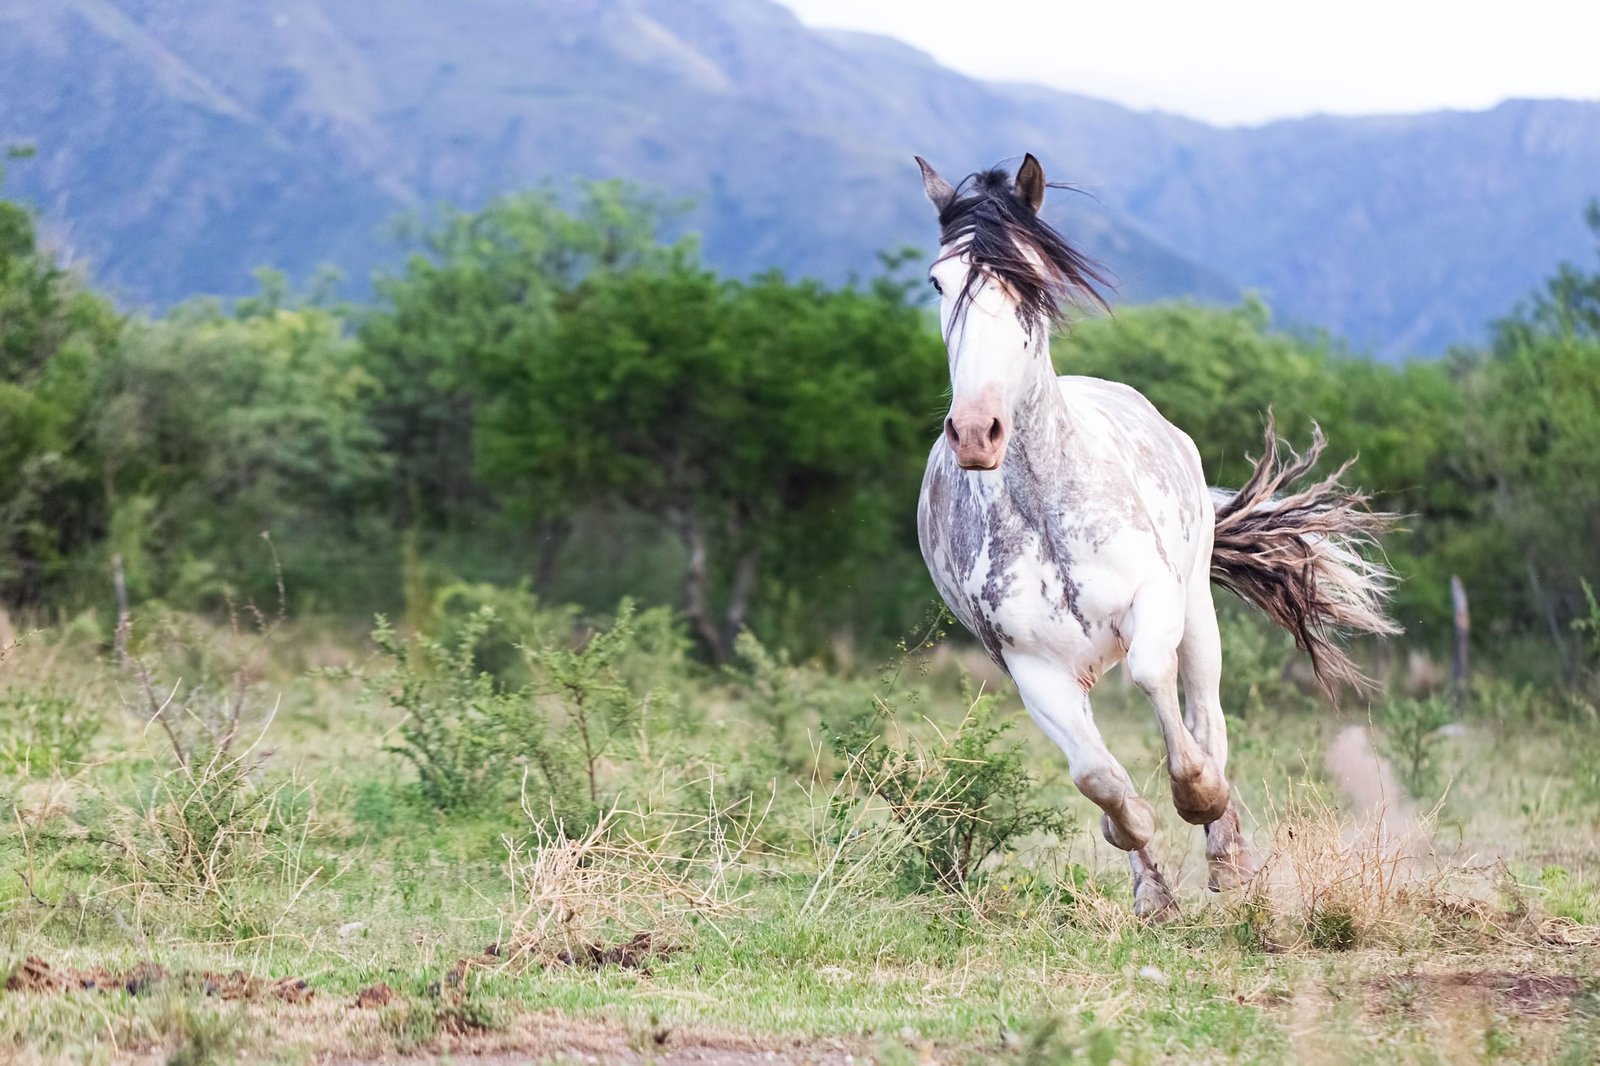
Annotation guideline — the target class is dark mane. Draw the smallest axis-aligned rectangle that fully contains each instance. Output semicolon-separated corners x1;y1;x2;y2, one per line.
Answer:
937;166;1112;336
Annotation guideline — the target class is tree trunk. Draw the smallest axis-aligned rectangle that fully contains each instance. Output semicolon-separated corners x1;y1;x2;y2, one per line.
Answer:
534;516;571;594
721;546;761;656
1525;559;1572;680
680;511;725;660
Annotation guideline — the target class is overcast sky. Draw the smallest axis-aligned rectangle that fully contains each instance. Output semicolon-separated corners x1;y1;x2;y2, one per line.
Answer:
777;0;1600;126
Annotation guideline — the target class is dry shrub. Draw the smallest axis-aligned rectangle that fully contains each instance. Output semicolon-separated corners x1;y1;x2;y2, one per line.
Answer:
118;741;316;906
498;773;752;967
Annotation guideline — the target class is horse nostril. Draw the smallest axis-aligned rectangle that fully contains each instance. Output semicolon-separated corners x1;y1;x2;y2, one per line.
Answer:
987;418;1003;444
944;418;960;447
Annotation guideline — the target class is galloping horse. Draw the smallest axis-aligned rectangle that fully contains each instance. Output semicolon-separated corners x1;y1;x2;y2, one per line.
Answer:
914;154;1399;920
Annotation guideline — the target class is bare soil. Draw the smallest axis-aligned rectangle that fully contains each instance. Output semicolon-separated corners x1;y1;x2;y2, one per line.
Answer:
4;956;313;1004
1370;970;1583;1014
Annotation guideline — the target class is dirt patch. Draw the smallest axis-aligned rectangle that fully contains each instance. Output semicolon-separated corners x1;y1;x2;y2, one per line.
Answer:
354;983;395;1009
552;931;681;971
4;956;313;1003
1371;970;1584;1015
483;931;682;973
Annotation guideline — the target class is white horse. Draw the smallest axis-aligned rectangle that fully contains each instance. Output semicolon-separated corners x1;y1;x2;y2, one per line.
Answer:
914;154;1399;920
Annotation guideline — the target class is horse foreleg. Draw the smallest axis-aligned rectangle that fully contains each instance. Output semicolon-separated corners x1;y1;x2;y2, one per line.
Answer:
1178;582;1258;892
1125;585;1231;827
1006;652;1179;922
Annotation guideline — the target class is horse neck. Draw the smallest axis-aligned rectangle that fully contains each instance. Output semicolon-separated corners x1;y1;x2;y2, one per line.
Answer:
1005;324;1071;474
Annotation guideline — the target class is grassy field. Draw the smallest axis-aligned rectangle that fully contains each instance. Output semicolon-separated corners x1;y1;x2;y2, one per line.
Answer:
1;600;1599;1064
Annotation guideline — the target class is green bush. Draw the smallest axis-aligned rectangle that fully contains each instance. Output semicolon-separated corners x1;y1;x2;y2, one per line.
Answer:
375;598;666;826
374;609;521;813
830;696;1073;892
1373;695;1455;799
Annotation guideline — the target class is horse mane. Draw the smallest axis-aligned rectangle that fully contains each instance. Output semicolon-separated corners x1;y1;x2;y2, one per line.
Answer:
935;166;1112;335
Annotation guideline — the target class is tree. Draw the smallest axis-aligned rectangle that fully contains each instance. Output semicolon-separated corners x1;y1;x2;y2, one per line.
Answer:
0;163;122;603
1470;201;1600;662
92;295;388;608
477;258;943;660
359;182;690;571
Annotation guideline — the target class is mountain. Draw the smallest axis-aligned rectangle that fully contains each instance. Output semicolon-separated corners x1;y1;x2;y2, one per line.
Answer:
1;0;1597;357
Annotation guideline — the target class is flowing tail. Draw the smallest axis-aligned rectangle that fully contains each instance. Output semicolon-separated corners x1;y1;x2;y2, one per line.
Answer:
1210;415;1401;694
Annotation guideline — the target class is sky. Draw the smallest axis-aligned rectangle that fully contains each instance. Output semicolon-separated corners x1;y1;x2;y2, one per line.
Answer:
777;0;1600;126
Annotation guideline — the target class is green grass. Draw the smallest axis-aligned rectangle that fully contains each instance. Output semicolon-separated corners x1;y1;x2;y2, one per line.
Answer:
2;614;1600;1064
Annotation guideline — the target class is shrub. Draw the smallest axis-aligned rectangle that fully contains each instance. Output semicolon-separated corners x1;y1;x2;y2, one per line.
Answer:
727;631;875;772
374;609;521;813
1373;695;1454;798
829;695;1072;892
376;598;666;824
429;580;578;689
518;599;646;819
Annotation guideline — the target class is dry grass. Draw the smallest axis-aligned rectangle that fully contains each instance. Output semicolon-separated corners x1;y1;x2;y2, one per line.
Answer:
497;772;756;967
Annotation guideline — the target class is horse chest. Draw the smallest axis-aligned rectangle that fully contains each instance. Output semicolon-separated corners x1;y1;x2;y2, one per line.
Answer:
918;458;1134;669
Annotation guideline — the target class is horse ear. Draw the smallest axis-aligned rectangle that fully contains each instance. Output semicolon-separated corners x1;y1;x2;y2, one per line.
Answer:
915;156;956;214
1015;153;1046;213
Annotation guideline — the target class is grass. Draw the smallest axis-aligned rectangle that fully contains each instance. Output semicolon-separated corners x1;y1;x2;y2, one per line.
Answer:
2;609;1599;1064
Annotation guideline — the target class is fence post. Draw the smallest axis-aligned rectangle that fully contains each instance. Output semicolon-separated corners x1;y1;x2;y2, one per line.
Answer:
1449;575;1469;711
112;553;130;665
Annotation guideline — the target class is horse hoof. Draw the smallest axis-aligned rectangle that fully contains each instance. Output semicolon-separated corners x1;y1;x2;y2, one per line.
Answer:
1204;810;1258;892
1134;879;1181;923
1206;853;1254;893
1132;863;1181;923
1100;803;1154;853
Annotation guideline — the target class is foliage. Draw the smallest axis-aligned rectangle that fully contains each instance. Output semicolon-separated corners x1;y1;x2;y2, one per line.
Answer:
0;688;100;778
519;599;644;815
829;696;1073;891
1373;695;1456;799
472;256;943;659
359;183;685;537
1465;204;1600;658
374;599;670;826
373;609;521;814
0;172;122;603
0;175;1598;680
94;298;389;610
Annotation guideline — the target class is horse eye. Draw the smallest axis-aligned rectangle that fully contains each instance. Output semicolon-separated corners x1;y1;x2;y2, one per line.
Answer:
929;277;943;295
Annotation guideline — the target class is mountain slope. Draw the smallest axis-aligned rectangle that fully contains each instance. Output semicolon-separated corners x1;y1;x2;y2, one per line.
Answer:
1;0;1596;356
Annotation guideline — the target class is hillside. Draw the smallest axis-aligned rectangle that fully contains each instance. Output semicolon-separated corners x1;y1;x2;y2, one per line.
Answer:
1;0;1597;355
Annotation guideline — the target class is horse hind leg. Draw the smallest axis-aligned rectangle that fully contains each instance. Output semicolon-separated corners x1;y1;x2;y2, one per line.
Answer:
1177;582;1259;892
1006;653;1179;922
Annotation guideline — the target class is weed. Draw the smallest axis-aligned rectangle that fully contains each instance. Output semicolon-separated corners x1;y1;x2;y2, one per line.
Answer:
499;793;749;967
0;688;100;777
1374;695;1454;799
520;599;643;814
829;695;1073;892
374;609;519;813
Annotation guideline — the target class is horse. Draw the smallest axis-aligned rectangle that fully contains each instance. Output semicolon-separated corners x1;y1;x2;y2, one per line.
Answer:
913;153;1400;920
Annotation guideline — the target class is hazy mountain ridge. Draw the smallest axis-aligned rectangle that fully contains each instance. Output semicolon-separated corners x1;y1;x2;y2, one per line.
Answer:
1;0;1596;356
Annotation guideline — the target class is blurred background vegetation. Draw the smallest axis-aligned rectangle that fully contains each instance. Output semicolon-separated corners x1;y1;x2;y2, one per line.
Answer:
3;154;1599;689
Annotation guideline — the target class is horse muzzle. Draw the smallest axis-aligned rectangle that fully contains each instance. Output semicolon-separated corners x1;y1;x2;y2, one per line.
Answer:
944;399;1009;470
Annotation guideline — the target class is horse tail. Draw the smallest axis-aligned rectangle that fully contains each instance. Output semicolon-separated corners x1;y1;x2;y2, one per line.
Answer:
1209;415;1401;695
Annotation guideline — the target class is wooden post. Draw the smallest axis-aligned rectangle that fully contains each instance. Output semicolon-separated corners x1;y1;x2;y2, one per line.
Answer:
1449;575;1469;711
112;552;130;665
